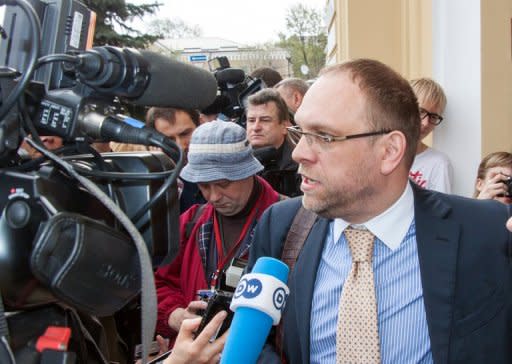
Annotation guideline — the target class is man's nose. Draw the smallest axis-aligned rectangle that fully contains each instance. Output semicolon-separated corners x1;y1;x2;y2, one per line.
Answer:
208;188;222;202
292;134;314;164
253;120;263;129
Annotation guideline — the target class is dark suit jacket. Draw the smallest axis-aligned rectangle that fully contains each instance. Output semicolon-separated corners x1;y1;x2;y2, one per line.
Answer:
249;183;512;364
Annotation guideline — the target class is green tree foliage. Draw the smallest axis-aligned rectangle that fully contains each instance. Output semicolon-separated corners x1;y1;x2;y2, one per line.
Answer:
83;0;162;48
278;3;327;79
147;17;202;38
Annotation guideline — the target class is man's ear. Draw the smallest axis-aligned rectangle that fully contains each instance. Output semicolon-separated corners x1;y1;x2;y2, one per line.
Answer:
293;91;302;107
380;131;407;175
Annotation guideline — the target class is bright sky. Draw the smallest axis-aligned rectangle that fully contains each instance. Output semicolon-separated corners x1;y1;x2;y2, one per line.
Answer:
134;0;326;45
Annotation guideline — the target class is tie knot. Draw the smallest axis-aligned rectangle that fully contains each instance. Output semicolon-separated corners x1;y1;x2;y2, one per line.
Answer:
344;226;375;262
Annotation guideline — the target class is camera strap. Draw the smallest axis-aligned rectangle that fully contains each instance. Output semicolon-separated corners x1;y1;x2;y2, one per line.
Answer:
0;292;8;341
210;207;258;289
0;292;14;364
276;206;317;363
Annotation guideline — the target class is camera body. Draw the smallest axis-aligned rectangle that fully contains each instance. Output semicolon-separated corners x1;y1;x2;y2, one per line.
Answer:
503;177;512;196
195;290;234;339
209;57;264;127
194;257;247;337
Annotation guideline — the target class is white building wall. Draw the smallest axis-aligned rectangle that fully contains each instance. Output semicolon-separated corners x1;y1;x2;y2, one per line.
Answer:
432;0;482;197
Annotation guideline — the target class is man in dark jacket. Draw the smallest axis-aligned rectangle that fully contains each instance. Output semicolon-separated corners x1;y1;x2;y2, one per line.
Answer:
246;88;301;197
248;59;512;363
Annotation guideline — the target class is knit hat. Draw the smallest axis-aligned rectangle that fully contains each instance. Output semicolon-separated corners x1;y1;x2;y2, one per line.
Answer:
180;120;263;183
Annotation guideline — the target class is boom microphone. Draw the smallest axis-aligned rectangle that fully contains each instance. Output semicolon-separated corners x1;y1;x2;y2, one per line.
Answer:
72;46;218;109
220;257;289;364
215;68;246;85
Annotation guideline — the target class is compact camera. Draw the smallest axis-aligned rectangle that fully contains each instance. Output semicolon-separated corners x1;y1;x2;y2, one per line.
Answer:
497;177;512;197
195;290;234;339
194;258;247;338
504;177;512;196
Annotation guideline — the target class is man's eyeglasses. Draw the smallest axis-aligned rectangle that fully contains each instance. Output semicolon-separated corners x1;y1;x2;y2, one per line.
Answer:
419;107;444;125
286;126;392;149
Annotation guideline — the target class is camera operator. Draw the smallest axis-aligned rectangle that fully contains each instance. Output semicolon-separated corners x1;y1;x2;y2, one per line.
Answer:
246;89;302;197
474;151;512;204
154;120;281;346
250;67;283;88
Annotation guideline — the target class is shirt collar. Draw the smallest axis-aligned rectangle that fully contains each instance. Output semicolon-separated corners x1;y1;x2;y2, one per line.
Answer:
332;183;414;251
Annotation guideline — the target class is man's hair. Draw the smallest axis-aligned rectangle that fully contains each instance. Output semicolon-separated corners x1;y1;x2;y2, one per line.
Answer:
320;59;421;168
250;67;283;88
145;107;200;128
410;77;447;113
274;77;309;96
473;151;512;197
247;88;290;123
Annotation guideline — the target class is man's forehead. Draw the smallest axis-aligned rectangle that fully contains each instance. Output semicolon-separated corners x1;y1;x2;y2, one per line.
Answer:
156;115;194;129
247;101;279;114
295;74;363;126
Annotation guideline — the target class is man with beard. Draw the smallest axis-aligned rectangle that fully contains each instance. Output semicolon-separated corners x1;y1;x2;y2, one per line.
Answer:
248;59;511;363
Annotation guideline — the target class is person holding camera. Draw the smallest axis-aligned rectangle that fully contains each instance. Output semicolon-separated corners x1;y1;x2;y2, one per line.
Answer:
246;88;302;197
154;120;280;346
474;151;512;204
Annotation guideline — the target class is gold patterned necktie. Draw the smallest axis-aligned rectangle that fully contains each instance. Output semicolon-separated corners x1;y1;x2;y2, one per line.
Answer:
336;226;381;364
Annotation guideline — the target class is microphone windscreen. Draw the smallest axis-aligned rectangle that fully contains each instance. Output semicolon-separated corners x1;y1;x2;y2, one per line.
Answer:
133;51;218;109
215;68;246;85
220;257;289;364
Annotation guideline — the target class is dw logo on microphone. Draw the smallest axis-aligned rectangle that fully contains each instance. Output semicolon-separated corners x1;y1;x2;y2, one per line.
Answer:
234;278;262;299
273;287;287;311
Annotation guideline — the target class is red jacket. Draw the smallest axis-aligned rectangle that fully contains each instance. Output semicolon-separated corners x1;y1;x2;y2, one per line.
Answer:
154;177;280;340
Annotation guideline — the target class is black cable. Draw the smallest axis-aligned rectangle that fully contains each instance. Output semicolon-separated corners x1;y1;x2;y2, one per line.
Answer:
71;162;175;180
17;92;44;146
12;144;77;171
74;141;118;203
131;137;184;226
36;53;79;68
0;0;41;121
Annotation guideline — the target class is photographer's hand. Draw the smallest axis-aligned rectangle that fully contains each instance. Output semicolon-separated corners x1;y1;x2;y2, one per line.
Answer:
507;217;512;232
168;300;208;332
476;172;509;201
164;311;228;364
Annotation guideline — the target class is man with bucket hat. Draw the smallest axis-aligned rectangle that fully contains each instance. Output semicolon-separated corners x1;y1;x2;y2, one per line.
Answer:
154;120;281;344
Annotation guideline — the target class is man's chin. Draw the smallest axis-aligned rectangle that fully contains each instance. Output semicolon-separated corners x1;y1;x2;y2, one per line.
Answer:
215;207;236;216
303;196;335;219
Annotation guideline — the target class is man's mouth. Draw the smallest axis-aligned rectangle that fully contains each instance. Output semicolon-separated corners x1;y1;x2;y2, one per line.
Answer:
300;173;319;187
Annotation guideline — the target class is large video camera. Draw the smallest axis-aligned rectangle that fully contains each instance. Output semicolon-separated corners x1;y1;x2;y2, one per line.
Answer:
207;56;264;127
0;0;217;363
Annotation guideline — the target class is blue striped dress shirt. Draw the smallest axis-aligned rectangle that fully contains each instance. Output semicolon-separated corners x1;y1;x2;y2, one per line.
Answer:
310;184;433;364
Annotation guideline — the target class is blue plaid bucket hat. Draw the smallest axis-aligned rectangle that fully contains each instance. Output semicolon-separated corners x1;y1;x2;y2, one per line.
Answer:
180;120;263;183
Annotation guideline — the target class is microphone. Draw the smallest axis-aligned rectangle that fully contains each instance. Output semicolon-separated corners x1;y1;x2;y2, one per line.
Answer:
215;68;246;86
79;112;154;144
72;46;218;109
220;257;289;364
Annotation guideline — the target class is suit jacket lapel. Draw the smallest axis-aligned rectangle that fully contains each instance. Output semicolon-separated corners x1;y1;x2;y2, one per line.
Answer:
413;184;460;364
290;217;329;363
